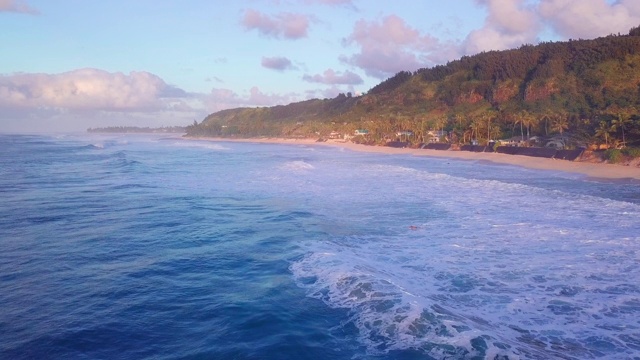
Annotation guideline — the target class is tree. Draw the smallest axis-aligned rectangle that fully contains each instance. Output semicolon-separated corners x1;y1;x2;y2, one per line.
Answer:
518;110;536;141
433;116;447;136
452;114;470;144
469;116;483;143
540;113;551;136
595;120;613;147
510;114;524;141
527;114;541;140
611;113;631;147
550;115;569;135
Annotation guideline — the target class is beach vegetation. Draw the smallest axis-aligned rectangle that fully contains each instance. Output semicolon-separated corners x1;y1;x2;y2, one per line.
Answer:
605;148;623;163
623;147;640;158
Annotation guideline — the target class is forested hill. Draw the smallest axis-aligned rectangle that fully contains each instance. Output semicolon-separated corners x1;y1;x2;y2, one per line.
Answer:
187;26;640;148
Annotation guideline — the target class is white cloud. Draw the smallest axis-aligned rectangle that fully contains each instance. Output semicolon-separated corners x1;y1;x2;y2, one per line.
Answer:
342;15;448;79
0;68;188;111
463;0;540;54
539;0;640;39
0;69;202;131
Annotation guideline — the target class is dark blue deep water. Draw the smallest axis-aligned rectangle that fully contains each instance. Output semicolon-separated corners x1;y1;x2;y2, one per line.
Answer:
1;134;639;359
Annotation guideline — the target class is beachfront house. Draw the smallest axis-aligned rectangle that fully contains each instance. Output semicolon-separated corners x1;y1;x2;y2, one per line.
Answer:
545;139;565;150
396;130;414;142
354;129;369;136
498;137;527;147
427;130;447;143
329;131;342;139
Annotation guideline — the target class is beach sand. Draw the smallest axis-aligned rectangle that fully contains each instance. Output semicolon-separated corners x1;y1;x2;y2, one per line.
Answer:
188;137;640;181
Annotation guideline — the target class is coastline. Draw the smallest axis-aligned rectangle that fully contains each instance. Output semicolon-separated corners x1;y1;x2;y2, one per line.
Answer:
185;136;640;181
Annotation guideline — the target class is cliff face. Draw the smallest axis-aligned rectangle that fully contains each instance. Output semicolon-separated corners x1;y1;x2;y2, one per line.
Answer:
492;82;519;104
456;90;485;105
524;80;559;102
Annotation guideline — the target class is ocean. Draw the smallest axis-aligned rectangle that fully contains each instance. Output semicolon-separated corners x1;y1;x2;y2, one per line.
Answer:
1;133;639;360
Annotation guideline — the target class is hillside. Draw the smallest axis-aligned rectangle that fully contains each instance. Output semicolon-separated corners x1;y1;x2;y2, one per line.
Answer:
187;26;640;149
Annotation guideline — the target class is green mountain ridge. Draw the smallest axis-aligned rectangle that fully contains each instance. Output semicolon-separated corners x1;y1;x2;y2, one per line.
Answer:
187;26;640;149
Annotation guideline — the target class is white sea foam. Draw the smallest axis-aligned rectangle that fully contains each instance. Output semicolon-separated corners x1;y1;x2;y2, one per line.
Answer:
280;160;315;171
171;141;229;151
289;155;640;359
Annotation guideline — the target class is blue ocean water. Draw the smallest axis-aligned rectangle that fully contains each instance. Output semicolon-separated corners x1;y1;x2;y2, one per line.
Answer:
1;133;639;360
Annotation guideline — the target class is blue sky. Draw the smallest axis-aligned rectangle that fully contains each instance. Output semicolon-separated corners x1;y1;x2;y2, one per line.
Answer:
1;0;639;132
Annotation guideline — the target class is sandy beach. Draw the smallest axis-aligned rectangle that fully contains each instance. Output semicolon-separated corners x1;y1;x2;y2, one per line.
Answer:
188;137;640;181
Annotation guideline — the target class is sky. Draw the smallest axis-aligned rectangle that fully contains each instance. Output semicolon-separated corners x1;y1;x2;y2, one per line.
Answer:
2;0;640;132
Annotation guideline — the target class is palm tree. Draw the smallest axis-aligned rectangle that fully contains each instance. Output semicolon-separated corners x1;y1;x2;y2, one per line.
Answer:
469;118;479;144
595;120;613;148
550;115;569;135
518;110;535;141
527;113;541;141
453;114;469;144
510;115;524;141
540;113;552;136
611;113;631;147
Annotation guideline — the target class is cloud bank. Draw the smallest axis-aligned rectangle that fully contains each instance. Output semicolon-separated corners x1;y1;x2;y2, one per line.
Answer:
539;0;640;39
0;69;205;131
339;0;640;80
0;69;186;111
342;15;445;79
464;0;640;53
463;0;540;55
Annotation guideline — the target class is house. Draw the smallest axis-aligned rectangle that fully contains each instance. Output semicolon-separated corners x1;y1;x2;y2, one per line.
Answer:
329;131;342;139
528;136;541;145
545;139;565;150
396;130;414;142
499;136;527;147
354;129;369;136
396;130;414;137
427;130;447;143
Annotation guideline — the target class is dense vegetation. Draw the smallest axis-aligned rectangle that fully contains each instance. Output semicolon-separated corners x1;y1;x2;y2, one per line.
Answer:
187;26;640;150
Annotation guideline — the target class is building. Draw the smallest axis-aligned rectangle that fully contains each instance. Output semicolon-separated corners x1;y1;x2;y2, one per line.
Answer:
427;130;447;143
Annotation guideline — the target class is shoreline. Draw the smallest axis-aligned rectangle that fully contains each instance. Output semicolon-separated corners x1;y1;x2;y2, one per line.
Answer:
185;136;640;181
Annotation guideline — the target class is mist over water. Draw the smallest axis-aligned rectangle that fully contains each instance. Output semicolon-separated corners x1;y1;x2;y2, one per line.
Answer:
1;134;639;359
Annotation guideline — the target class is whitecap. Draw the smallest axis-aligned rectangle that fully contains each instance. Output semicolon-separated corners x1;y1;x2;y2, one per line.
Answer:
281;160;314;171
